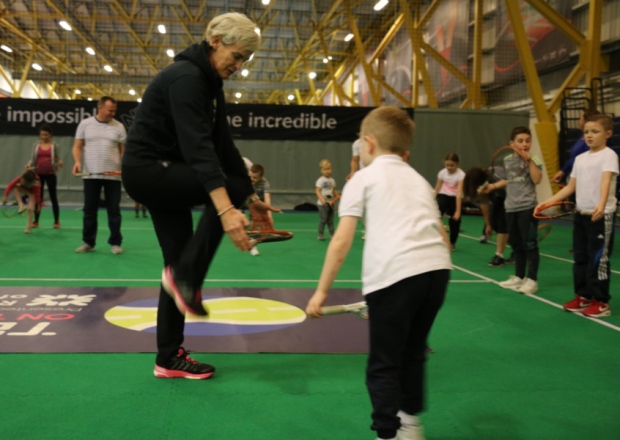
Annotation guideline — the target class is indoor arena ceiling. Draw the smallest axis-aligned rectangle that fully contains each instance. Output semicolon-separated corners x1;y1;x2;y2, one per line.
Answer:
0;0;414;104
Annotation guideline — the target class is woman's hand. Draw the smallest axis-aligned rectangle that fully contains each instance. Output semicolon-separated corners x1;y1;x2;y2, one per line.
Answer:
220;208;251;251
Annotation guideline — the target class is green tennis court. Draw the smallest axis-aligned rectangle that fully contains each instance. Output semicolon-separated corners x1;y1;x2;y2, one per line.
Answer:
1;209;619;439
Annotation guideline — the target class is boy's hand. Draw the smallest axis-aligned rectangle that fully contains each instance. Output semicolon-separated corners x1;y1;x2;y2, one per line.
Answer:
249;200;279;230
591;204;605;222
306;290;328;318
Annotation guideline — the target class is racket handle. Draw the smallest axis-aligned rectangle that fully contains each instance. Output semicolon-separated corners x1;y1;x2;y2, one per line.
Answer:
320;305;348;315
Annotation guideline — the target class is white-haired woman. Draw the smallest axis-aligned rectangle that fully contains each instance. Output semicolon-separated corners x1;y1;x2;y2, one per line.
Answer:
122;12;279;379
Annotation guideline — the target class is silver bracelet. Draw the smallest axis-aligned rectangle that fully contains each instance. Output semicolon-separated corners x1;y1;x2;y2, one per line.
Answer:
217;205;235;216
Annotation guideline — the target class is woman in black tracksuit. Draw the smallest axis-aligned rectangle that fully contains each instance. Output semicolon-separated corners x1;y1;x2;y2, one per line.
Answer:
122;13;277;379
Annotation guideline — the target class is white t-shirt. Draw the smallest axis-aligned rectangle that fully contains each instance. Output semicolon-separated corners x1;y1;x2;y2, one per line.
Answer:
316;176;337;205
571;147;619;213
75;116;127;181
339;154;452;295
437;168;465;197
352;139;365;171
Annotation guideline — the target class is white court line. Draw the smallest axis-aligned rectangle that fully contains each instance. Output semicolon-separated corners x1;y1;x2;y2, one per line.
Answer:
453;264;620;333
0;277;484;283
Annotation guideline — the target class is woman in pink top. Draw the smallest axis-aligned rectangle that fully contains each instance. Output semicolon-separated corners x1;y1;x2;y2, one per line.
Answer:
26;123;64;228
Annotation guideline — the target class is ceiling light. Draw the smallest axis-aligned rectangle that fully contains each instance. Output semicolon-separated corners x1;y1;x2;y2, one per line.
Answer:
235;92;242;98
344;33;354;42
85;47;95;55
75;89;81;95
32;63;43;71
241;69;249;77
158;24;166;34
262;0;270;5
249;53;254;61
288;94;294;101
137;98;142;103
255;27;261;35
308;72;317;79
59;20;72;31
87;98;92;101
166;49;174;58
1;45;13;53
104;65;113;72
323;58;328;63
129;89;136;96
373;0;389;11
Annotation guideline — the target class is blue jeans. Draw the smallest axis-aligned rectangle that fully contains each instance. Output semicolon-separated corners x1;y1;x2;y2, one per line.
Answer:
82;179;122;247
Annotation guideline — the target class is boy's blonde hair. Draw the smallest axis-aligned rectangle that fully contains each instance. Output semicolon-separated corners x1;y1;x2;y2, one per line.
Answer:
360;107;415;155
585;113;613;132
206;12;260;54
319;159;332;169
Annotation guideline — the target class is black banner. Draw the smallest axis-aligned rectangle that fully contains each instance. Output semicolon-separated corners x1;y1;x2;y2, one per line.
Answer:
0;98;402;141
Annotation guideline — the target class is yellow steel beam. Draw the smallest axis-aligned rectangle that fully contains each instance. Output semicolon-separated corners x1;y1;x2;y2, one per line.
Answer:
470;0;484;109
14;49;36;98
525;0;585;46
0;64;15;93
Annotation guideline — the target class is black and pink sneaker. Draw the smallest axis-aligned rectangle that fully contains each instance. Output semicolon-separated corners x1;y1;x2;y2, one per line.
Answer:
161;266;208;316
154;348;215;379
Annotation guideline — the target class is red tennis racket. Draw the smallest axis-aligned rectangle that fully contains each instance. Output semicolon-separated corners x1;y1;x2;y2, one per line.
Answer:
537;223;552;242
247;230;293;244
75;171;122;177
533;201;578;219
320;301;368;320
491;145;527;180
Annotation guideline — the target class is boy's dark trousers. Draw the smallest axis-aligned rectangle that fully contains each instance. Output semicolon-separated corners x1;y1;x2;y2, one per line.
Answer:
506;208;539;280
318;204;335;236
364;269;449;439
122;161;249;365
573;212;615;303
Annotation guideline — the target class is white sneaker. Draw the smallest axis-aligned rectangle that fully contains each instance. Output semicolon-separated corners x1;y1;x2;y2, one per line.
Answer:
517;278;538;295
111;245;123;254
498;275;523;290
250;247;260;256
397;411;425;440
75;242;95;253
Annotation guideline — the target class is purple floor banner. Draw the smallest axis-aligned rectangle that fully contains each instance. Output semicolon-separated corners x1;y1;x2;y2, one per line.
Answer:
0;286;368;354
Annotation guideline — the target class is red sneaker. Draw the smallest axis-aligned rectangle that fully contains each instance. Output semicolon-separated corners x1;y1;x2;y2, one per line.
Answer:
563;296;591;312
153;348;215;379
53;222;61;228
31;221;39;228
582;300;611;318
161;266;208;316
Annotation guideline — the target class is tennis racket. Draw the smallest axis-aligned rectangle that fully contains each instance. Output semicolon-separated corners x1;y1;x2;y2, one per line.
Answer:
247;230;293;244
537;223;552;242
1;203;26;219
491;145;527;179
75;171;122;177
320;301;368;320
533;201;578;219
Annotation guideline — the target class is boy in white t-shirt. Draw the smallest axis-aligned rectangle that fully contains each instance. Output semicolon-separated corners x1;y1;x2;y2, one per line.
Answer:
315;159;339;240
306;107;452;440
537;113;618;318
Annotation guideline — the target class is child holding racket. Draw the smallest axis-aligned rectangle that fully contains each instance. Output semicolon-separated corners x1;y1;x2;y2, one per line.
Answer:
248;163;273;256
315;159;340;241
25;123;64;228
2;170;42;234
306;107;451;440
491;127;543;295
434;153;465;251
536;113;618;318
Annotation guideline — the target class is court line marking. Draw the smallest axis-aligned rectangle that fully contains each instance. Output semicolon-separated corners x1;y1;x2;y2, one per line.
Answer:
453;264;620;333
0;277;485;283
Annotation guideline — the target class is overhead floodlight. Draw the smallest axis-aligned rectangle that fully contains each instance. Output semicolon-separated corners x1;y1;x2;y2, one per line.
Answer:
249;53;254;61
158;24;166;34
323;58;328;63
235;92;242;98
262;0;270;5
373;0;389;11
103;65;113;72
1;45;13;53
75;89;82;95
87;97;92;101
59;20;72;31
288;94;294;101
166;49;174;58
344;33;354;42
241;69;249;77
255;27;261;35
129;89;136;96
137;98;142;103
32;63;43;71
308;71;317;80
85;47;96;55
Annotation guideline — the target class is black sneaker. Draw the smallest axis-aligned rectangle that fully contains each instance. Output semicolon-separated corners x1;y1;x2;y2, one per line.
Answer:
479;235;488;244
488;255;505;267
154;348;215;379
161;266;208;316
